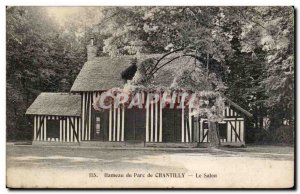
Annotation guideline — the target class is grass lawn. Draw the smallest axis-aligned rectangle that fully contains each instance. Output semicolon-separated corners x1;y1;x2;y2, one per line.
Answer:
6;144;294;188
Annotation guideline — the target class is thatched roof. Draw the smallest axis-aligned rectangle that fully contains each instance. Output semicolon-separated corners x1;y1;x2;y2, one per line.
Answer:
70;54;252;117
225;97;253;117
150;55;212;90
71;54;162;92
70;54;211;92
26;93;81;116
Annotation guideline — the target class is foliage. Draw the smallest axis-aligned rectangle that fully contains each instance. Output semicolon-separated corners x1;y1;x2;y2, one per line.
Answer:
6;6;294;144
98;7;233;61
6;7;86;140
224;27;269;130
271;125;294;145
247;125;294;145
94;6;294;145
238;7;294;123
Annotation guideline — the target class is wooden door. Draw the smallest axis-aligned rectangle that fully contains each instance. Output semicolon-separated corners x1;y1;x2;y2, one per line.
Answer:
47;120;60;139
135;109;146;141
92;110;109;141
124;109;146;142
162;109;182;142
125;109;135;141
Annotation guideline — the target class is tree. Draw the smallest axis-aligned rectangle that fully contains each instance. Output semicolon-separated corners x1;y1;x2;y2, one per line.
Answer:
223;20;268;132
6;7;87;140
92;6;294;145
92;7;240;147
238;7;294;128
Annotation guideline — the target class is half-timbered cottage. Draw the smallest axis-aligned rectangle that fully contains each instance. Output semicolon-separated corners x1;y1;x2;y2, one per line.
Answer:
26;40;253;147
26;93;82;144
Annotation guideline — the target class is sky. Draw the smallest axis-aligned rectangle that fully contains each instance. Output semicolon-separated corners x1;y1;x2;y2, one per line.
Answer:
45;6;104;27
46;7;85;25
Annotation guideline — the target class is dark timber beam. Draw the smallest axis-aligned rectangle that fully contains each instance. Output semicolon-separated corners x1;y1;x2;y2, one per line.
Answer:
36;115;45;140
186;116;191;142
202;130;208;143
229;121;241;141
69;117;79;143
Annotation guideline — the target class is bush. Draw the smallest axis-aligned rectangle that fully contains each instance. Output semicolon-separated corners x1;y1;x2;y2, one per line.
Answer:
246;125;294;145
270;125;294;145
7;128;32;141
255;128;272;144
246;128;271;144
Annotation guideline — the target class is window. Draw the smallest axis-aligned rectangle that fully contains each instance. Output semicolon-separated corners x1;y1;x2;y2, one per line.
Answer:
218;122;227;139
47;119;60;138
95;116;100;135
203;121;208;130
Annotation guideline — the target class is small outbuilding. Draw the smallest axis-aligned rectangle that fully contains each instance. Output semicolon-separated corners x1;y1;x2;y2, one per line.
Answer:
26;93;82;142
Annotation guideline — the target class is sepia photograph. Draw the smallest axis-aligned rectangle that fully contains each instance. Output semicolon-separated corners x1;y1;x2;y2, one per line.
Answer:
5;6;295;189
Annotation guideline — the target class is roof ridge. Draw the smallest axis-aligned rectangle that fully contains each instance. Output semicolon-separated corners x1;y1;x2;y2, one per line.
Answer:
40;92;78;95
85;53;166;60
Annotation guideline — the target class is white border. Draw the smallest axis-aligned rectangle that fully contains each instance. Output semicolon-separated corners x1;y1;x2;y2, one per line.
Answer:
1;0;297;193
2;0;297;6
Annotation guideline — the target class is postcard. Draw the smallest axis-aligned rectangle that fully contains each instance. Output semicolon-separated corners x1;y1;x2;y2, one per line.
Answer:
6;6;295;189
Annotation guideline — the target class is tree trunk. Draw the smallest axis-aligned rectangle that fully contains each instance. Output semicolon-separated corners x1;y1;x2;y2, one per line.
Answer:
208;122;220;148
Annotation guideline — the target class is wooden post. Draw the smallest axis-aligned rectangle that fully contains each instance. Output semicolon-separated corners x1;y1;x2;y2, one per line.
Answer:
155;101;158;142
43;116;47;141
63;118;65;142
181;107;185;142
79;118;81;141
146;94;149;142
200;119;203;142
189;108;192;142
117;107;120;141
34;116;37;141
81;93;85;141
88;93;92;141
159;96;162;143
85;93;89;140
113;105;116;141
186;116;190;142
67;117;70;142
60;118;63;142
122;105;125;141
109;106;112;141
70;117;73;142
150;103;153;142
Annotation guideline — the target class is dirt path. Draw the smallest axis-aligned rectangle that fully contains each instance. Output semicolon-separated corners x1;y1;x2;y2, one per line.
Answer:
6;144;294;188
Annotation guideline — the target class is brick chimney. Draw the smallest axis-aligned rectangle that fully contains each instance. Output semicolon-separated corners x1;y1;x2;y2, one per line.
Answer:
87;37;97;61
